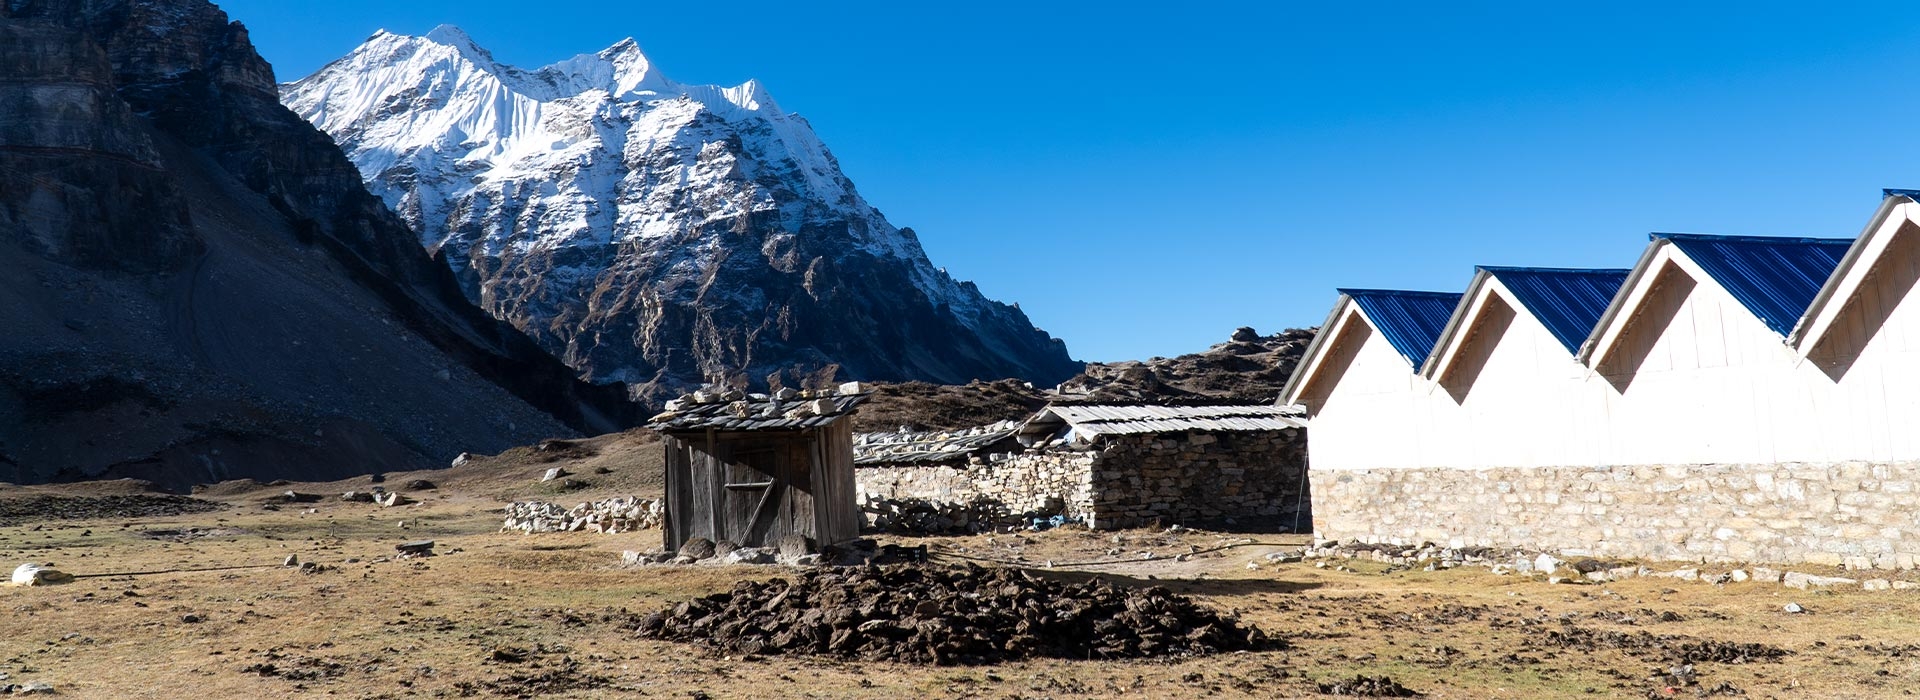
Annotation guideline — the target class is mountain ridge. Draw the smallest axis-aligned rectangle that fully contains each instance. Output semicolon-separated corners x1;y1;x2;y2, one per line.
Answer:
282;27;1081;403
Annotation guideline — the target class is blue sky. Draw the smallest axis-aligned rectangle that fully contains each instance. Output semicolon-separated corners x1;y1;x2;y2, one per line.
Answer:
220;0;1920;362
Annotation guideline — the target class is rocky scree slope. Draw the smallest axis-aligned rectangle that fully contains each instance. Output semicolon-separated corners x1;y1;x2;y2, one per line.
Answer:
1056;327;1316;404
0;0;640;488
281;28;1080;403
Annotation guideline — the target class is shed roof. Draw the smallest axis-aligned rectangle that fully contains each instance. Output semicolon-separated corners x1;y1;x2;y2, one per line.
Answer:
1656;233;1853;336
1339;289;1464;367
647;388;867;432
1482;267;1631;353
1027;404;1305;437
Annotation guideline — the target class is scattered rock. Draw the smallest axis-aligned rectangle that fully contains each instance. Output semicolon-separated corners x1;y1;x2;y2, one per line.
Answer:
283;555;299;567
180;613;203;623
1783;572;1856;590
541;468;567;482
678;537;716;560
1315;675;1420;697
13;681;54;695
395;540;436;557
404;479;437;491
723;548;775;565
340;491;374;503
1783;602;1805;614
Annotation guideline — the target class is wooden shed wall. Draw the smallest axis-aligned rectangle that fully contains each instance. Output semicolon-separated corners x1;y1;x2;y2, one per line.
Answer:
661;424;859;552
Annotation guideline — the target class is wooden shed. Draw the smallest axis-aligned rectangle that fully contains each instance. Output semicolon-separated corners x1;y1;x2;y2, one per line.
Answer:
646;386;867;553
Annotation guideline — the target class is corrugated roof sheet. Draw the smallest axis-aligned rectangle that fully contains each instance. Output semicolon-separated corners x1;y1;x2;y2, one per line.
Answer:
1483;267;1630;354
1034;404;1306;436
1657;233;1853;336
1339;289;1464;367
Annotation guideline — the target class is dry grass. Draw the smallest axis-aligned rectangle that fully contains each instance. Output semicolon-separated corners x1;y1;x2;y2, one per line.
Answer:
3;487;1918;699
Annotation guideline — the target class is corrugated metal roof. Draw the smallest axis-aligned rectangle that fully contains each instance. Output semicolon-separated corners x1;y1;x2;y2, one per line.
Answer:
1033;404;1306;436
1483;267;1630;354
1339;289;1464;367
1657;233;1853;336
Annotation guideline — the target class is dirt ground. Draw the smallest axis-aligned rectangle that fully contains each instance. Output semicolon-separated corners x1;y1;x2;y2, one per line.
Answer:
3;470;1918;698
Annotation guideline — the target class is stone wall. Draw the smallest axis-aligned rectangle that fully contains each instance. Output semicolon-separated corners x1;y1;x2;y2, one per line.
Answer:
857;451;1096;519
1086;429;1309;530
1314;462;1920;569
856;427;1309;531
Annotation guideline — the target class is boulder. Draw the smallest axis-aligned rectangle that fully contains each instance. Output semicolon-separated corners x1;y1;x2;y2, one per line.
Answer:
10;563;72;586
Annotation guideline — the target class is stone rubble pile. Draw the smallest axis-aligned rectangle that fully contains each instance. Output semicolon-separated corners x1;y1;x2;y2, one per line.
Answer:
1301;539;1920;593
633;563;1269;664
501;497;663;534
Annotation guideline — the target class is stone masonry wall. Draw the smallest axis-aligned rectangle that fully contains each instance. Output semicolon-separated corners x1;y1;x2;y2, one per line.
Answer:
1086;429;1309;530
1314;462;1920;569
857;451;1097;520
857;428;1309;531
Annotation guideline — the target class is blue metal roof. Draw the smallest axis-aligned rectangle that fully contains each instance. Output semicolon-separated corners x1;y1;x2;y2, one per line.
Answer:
1339;289;1464;367
1482;267;1630;354
1655;233;1853;336
1883;188;1920;200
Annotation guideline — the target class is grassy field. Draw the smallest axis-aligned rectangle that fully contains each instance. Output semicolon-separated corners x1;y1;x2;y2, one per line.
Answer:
3;479;1917;699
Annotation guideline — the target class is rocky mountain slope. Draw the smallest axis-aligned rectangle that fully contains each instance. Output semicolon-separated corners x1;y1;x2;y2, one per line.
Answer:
281;28;1080;403
849;327;1318;431
0;0;641;488
1056;327;1316;404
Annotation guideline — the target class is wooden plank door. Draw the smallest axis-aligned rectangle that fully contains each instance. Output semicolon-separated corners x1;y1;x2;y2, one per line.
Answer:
721;442;785;547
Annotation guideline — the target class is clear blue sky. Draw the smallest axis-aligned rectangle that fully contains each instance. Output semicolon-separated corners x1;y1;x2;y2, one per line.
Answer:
219;0;1920;362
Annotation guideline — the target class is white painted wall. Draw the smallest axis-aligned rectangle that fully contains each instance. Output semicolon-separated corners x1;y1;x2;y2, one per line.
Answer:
1297;202;1920;472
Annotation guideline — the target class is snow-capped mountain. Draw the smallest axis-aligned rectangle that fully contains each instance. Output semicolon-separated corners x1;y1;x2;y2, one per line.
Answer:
282;27;1079;401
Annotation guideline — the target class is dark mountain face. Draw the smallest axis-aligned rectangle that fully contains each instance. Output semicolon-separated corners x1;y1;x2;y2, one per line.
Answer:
0;0;641;488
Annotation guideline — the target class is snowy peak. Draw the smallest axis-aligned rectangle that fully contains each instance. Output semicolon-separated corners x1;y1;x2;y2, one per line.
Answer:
539;36;674;99
284;28;1081;400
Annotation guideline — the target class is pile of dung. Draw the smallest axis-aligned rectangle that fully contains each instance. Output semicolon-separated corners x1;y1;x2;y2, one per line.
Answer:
635;564;1270;665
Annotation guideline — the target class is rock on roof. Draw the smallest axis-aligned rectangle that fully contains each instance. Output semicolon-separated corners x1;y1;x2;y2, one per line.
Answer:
647;383;868;432
853;420;1023;466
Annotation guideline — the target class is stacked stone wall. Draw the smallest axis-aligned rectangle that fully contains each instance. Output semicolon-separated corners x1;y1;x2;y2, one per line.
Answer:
1314;462;1920;569
857;451;1096;519
856;428;1309;531
1085;429;1309;530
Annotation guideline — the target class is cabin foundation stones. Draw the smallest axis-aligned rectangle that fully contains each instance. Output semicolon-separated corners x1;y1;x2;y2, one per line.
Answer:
855;404;1309;532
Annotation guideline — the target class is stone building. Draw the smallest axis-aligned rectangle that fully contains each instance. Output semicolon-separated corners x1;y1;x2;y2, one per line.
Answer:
856;404;1309;531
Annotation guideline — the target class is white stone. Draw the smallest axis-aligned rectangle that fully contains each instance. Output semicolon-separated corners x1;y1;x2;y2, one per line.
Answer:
1750;567;1783;583
1783;602;1805;613
1729;569;1749;582
1863;578;1893;591
542;467;565;482
11;563;71;586
1533;553;1562;573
